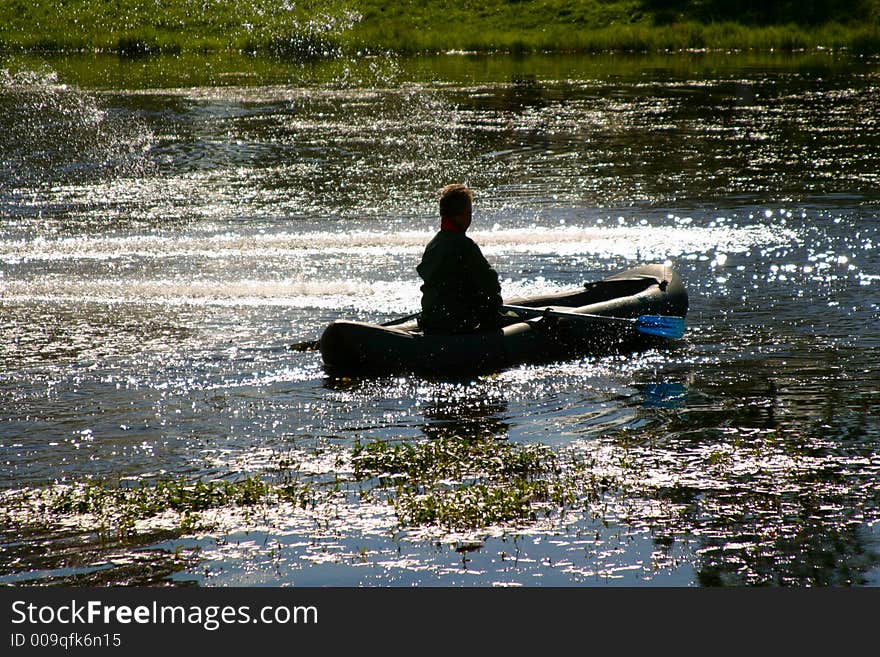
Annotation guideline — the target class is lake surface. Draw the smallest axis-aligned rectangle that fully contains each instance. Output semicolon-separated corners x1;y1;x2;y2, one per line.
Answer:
1;51;878;586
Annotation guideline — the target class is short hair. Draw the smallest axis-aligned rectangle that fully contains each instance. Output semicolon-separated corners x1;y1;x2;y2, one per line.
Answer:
439;184;473;218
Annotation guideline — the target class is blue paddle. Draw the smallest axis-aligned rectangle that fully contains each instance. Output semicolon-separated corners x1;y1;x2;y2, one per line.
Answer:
292;305;685;352
502;304;686;340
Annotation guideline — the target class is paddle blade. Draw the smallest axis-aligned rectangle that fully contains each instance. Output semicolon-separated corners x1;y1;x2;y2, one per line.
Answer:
290;339;320;352
634;315;686;339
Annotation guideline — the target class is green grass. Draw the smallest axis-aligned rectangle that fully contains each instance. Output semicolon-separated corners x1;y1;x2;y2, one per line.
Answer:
1;0;880;56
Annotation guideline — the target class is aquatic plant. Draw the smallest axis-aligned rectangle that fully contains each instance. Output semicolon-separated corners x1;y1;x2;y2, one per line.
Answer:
4;474;317;540
352;436;596;531
353;435;556;482
1;431;609;564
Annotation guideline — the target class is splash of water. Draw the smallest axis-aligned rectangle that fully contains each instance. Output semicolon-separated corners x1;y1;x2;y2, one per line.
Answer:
0;66;155;189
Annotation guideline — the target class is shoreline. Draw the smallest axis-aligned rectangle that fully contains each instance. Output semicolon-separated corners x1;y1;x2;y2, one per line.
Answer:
1;1;879;58
3;48;874;91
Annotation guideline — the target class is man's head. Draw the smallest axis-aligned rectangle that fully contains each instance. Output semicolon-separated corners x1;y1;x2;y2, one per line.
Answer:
439;184;473;231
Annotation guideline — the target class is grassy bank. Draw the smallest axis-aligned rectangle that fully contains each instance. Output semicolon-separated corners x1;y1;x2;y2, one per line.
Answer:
2;0;880;56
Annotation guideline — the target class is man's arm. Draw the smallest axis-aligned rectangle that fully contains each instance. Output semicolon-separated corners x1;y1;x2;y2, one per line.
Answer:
465;239;502;306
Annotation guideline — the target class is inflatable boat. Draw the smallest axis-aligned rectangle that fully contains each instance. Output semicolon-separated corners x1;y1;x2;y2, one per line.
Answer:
318;263;688;376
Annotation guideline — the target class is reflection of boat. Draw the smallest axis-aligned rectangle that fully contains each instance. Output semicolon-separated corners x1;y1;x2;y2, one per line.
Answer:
319;263;688;376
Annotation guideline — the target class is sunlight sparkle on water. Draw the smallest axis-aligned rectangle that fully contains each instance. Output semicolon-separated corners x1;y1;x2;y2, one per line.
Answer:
3;54;879;587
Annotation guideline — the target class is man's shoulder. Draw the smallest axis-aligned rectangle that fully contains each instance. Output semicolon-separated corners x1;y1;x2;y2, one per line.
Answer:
428;230;477;248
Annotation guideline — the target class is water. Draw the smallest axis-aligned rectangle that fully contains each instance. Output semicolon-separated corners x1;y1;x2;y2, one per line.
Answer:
1;52;878;587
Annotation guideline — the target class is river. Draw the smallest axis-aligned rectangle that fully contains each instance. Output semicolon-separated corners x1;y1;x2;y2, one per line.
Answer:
1;51;878;586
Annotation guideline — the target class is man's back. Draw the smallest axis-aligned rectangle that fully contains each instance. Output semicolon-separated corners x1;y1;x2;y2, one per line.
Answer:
417;230;502;335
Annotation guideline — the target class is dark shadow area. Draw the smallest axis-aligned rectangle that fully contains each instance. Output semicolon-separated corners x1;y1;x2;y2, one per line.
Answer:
641;0;873;25
0;526;199;586
421;396;510;442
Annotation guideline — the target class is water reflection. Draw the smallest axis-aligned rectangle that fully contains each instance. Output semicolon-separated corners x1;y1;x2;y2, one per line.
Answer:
694;499;879;586
611;354;880;585
420;388;510;442
634;382;688;408
501;74;548;111
0;525;198;586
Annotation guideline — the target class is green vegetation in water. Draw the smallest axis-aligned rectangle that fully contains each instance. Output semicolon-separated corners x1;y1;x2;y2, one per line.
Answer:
353;436;606;531
4;474;318;539
3;435;604;543
2;0;880;56
7;421;875;586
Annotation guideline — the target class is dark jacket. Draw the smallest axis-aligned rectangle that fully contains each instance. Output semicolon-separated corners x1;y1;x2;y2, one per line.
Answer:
417;230;503;334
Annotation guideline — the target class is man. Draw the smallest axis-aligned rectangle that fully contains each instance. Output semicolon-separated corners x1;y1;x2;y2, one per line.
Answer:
417;184;504;334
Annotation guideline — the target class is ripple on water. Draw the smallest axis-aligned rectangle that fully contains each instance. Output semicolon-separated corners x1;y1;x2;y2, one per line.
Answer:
2;56;879;586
